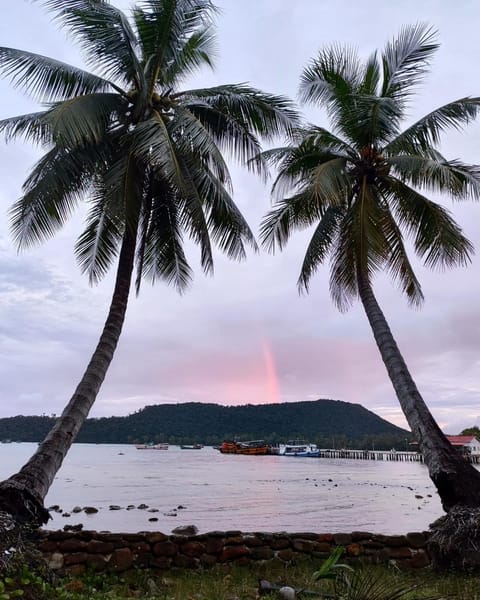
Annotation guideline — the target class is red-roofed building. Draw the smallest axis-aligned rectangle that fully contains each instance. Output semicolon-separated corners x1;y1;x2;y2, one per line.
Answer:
446;435;480;456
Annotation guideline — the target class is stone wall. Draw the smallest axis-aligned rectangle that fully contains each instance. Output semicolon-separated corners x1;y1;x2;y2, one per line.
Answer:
38;529;431;575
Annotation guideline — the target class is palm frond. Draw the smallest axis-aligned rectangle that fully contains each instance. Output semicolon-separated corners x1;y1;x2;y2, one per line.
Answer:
132;115;214;273
0;111;52;146
160;25;216;86
360;51;380;95
102;147;144;235
357;94;402;146
330;186;393;310
387;155;480;200
386;177;473;269
137;178;193;293
180;84;300;145
381;23;438;103
75;186;122;284
269;136;350;201
376;195;424;305
329;203;358;312
298;206;342;292
135;0;218;93
334;568;432;600
45;93;127;149
384;97;480;154
10;145;102;248
175;160;214;275
132;110;187;184
299;46;402;145
260;190;325;253
299;43;361;106
303;126;358;159
189;162;258;259
182;98;263;172
0;47;122;102
39;0;142;86
168;105;231;187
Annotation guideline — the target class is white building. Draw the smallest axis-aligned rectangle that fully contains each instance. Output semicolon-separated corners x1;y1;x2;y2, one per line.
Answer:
446;435;480;456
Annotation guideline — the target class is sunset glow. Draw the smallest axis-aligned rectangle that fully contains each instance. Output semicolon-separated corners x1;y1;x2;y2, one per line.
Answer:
262;339;280;404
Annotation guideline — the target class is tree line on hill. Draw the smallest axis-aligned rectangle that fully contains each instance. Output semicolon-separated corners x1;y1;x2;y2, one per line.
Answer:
0;400;411;450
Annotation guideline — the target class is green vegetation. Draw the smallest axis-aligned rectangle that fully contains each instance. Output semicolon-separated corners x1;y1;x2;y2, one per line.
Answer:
460;427;480;437
2;560;480;599
0;400;410;449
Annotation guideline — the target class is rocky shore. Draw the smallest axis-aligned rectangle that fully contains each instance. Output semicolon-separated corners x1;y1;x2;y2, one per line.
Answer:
38;529;431;575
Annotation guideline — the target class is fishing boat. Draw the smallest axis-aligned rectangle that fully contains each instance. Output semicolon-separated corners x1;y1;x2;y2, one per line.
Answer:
219;440;270;455
180;444;203;449
135;443;168;450
279;440;319;457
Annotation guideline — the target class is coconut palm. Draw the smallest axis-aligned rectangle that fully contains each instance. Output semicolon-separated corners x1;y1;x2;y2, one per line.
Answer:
0;0;298;524
260;24;480;511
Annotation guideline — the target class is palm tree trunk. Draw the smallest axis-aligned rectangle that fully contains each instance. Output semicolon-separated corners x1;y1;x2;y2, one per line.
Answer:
357;272;480;511
0;223;137;525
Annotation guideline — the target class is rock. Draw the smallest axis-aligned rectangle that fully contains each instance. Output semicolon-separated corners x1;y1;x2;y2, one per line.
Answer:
87;540;115;553
83;506;98;514
48;552;64;570
146;579;159;595
153;541;178;557
279;586;296;600
172;525;198;536
63;524;83;532
182;541;206;557
218;545;250;562
109;548;133;572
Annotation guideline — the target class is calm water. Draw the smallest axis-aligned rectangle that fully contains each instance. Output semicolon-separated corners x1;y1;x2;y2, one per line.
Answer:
0;443;447;534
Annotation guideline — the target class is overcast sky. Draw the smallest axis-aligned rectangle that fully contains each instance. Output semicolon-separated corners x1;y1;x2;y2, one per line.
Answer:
0;1;479;433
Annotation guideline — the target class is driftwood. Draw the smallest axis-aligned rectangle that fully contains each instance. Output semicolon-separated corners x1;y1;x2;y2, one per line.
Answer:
257;579;335;598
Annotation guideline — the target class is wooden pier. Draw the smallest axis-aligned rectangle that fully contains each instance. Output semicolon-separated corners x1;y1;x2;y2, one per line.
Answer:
317;449;423;462
315;449;480;463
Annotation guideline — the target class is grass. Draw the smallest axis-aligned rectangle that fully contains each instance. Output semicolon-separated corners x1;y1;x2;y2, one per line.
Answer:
6;558;480;600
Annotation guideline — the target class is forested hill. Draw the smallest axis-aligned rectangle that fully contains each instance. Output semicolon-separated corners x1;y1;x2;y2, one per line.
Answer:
0;400;410;449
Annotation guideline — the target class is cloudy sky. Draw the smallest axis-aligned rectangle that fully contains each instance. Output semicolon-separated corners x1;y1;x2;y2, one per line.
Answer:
0;0;479;433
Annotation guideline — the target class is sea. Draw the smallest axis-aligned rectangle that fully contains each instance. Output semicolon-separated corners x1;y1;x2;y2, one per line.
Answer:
0;443;450;535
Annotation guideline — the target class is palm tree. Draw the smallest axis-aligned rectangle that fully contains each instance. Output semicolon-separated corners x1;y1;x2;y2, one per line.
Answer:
260;24;480;512
0;0;298;525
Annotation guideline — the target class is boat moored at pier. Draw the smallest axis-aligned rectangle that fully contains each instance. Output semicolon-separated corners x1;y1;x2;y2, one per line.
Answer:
135;443;168;450
219;440;270;455
279;440;319;457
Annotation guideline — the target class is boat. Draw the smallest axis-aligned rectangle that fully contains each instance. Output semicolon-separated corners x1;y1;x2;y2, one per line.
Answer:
219;440;270;455
135;443;168;450
279;440;319;457
180;444;203;450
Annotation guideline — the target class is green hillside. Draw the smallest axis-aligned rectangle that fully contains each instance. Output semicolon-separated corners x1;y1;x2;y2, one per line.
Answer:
0;399;410;449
